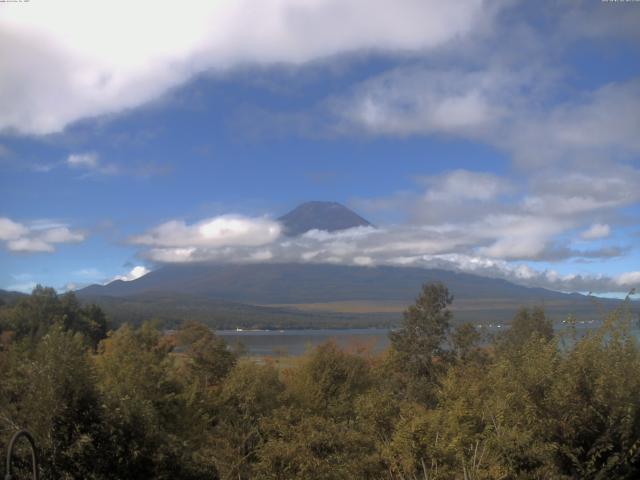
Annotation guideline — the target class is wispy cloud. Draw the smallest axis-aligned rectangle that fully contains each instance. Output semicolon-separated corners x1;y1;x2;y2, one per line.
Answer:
0;217;85;253
334;66;520;138
581;223;611;241
333;66;640;171
15;151;171;178
65;152;120;176
67;152;99;169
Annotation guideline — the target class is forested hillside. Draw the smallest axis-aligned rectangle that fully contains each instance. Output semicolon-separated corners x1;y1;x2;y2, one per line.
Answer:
77;263;635;328
1;285;639;479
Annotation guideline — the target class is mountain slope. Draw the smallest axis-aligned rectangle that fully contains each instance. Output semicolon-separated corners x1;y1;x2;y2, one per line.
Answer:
79;263;568;304
76;199;635;327
78;290;391;329
0;289;27;306
76;263;634;327
278;201;371;236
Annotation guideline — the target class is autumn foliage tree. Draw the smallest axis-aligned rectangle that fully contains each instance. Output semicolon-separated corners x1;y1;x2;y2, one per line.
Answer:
1;285;640;479
388;282;454;404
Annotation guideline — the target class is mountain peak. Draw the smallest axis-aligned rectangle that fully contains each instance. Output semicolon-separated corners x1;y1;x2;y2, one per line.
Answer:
278;201;372;236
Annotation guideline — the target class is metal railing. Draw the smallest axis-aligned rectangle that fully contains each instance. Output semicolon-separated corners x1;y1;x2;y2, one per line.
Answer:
4;429;39;480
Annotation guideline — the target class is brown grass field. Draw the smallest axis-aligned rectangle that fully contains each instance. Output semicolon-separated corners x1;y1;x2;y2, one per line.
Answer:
261;298;587;314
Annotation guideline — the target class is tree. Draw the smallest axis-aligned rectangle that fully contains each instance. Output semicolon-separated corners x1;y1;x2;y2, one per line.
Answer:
0;286;108;348
285;341;371;421
176;321;236;388
451;322;483;364
255;409;383;480
204;361;284;479
0;326;108;479
388;282;453;404
498;306;553;353
93;323;196;479
1;285;61;340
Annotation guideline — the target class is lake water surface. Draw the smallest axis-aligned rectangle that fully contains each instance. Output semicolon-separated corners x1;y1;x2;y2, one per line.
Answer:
217;320;640;356
217;328;391;356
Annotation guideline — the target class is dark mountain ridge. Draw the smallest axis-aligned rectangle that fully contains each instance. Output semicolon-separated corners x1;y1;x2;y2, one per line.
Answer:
76;263;634;328
79;262;569;304
0;289;27;306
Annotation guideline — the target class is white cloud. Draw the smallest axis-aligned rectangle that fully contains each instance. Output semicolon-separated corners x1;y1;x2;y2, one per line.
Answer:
0;217;28;240
324;5;640;171
421;169;511;202
111;265;150;282
505;81;640;168
340;31;639;257
2;2;636;295
353;256;374;266
353;170;516;227
249;249;274;262
129;164;637;292
133;219;638;293
64;152;121;176
335;64;640;171
581;223;610;240
0;0;493;135
67;152;98;168
6;237;54;253
0;217;86;253
473;213;570;260
39;226;85;243
322;54;637;260
336;67;517;137
616;271;640;287
134;162;635;272
355;163;639;263
131;214;282;252
145;247;197;264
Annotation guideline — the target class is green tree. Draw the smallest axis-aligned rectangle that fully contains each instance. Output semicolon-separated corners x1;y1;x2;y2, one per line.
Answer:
388;282;453;404
176;321;236;388
94;323;200;480
451;322;484;364
498;306;553;353
543;308;640;478
204;361;284;479
0;286;107;348
285;341;371;421
0;326;108;479
255;409;383;480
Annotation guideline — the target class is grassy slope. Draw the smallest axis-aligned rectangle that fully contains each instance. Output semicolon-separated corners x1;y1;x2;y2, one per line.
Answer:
80;291;636;330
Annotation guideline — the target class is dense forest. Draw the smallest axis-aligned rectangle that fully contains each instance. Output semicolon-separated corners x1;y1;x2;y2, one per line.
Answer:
1;284;639;479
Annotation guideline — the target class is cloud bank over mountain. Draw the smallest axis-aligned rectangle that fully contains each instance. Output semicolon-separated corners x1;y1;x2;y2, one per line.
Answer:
128;197;638;295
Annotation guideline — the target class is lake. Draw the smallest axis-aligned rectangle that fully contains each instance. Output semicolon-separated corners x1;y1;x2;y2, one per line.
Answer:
217;328;392;356
217;319;640;356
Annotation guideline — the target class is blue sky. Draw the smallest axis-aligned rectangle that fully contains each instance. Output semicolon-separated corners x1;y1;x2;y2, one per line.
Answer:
0;0;639;295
